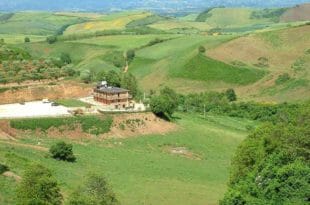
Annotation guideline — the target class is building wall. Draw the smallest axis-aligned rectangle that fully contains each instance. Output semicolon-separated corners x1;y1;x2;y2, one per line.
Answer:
94;91;129;108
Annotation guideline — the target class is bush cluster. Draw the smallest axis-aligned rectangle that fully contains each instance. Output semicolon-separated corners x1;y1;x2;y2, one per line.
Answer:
221;102;310;204
0;163;9;174
0;46;75;84
10;116;113;135
50;141;76;162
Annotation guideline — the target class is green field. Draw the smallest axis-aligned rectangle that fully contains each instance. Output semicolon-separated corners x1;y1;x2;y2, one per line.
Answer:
70;34;181;50
0;113;254;205
64;12;151;35
172;54;266;85
0;34;46;44
0;12;83;35
55;99;90;107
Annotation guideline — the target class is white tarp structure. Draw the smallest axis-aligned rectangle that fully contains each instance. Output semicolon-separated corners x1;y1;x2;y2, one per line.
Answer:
0;101;71;119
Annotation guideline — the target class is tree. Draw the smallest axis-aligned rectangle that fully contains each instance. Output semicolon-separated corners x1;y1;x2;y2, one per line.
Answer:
68;175;119;205
64;66;77;77
60;52;72;65
225;88;237;102
17;164;62;205
106;70;121;87
24;37;30;43
96;70;107;81
198;46;206;53
49;141;76;162
121;73;138;98
47;36;57;44
126;49;135;62
80;69;92;84
150;87;178;119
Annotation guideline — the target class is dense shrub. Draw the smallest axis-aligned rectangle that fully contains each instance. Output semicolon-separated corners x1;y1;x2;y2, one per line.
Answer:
150;87;178;119
68;175;119;205
78;116;113;135
46;36;57;44
10;116;113;135
177;90;305;123
146;38;165;47
24;37;30;43
60;52;72;65
121;73;138;98
225;88;237;102
126;49;135;62
17;164;62;205
50;141;76;162
80;69;93;83
275;73;290;85
221;103;310;204
102;51;126;68
198;46;206;53
0;163;9;174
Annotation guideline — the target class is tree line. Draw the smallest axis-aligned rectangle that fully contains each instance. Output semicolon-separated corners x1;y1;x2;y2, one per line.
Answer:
221;101;310;204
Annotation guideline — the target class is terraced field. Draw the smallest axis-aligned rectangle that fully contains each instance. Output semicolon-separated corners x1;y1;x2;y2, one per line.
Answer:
203;8;273;28
64;12;151;35
70;34;182;50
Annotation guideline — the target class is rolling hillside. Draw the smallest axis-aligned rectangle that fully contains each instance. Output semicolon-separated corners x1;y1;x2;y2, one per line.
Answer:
0;12;84;35
64;11;151;35
207;25;310;102
1;10;308;102
280;3;310;22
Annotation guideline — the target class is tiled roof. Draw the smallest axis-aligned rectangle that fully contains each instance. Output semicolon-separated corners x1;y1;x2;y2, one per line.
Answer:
94;86;129;94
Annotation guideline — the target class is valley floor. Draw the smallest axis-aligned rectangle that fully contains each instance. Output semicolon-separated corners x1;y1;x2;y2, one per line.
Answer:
0;113;255;205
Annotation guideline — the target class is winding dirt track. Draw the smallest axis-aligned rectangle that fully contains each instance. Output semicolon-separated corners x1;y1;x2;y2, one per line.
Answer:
0;140;48;152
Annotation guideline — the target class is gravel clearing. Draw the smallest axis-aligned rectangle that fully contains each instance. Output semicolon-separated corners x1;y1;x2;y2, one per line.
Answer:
0;101;71;119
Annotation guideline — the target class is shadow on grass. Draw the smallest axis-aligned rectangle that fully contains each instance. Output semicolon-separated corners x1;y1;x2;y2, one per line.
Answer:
153;112;181;122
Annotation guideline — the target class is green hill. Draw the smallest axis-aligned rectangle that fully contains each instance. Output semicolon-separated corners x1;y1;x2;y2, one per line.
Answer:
208;24;310;102
172;54;265;85
0;12;84;35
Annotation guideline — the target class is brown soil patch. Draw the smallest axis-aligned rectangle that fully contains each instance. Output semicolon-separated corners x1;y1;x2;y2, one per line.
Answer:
0;121;17;140
0;81;93;104
46;124;93;140
2;171;22;182
207;25;310;71
165;146;201;160
280;3;310;22
104;112;177;138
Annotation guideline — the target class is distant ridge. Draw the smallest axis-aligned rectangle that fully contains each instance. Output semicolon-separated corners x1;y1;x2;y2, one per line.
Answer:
0;0;310;12
280;3;310;22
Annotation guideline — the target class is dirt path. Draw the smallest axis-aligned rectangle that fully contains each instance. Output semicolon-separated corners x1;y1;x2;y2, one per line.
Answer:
2;171;22;182
123;61;129;73
0;140;48;152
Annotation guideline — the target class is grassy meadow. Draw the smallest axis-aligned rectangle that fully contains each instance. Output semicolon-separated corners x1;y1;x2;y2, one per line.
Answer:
0;113;255;205
0;6;309;205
